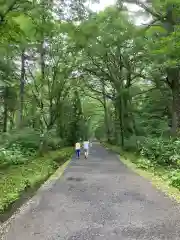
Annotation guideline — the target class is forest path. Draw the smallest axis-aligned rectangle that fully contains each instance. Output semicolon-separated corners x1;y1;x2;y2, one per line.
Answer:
1;143;180;239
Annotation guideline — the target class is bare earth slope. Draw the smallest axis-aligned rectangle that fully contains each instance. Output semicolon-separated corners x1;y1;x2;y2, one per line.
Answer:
1;143;180;239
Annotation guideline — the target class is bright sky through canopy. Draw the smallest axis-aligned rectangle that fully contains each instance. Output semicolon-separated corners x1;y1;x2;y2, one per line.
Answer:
89;0;149;25
90;0;140;12
90;0;116;11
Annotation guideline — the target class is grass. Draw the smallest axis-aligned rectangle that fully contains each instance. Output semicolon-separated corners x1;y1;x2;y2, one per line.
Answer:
0;147;73;214
103;142;180;203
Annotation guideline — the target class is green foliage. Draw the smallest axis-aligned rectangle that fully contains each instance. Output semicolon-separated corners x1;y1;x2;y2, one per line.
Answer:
2;0;180;211
0;127;74;169
52;147;74;164
0;147;73;213
139;138;180;166
136;158;154;170
169;170;180;189
5;128;41;151
0;146;28;168
42;129;64;150
123;136;140;152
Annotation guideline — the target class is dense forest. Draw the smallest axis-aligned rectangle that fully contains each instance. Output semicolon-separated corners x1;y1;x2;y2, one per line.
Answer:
1;0;180;214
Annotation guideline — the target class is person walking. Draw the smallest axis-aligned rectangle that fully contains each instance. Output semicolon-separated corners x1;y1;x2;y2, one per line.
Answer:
83;140;89;159
75;141;81;159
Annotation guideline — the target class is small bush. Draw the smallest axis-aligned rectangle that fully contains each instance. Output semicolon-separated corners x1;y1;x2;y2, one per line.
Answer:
124;136;137;152
124;136;146;152
138;137;180;166
38;129;65;153
0;147;73;213
7;128;41;151
52;147;74;164
136;157;154;170
169;170;180;189
0;127;74;169
0;146;28;168
0;128;41;153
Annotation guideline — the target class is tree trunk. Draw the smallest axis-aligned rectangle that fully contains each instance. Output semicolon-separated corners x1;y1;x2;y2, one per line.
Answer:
114;104;121;145
9;113;15;130
167;68;180;136
30;103;36;129
163;6;179;135
119;95;125;147
115;94;125;147
19;49;25;127
102;81;111;142
128;98;137;135
171;90;178;136
124;70;137;136
40;41;45;82
3;87;8;132
39;40;46;133
171;78;180;136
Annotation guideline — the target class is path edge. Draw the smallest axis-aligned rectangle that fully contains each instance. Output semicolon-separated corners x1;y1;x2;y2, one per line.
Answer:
102;142;180;204
0;158;71;237
39;158;71;191
119;154;180;204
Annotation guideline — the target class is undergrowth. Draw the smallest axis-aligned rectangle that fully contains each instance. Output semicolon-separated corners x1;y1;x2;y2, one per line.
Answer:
0;147;73;213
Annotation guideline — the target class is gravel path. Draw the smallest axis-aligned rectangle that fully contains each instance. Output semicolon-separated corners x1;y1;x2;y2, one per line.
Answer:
1;143;180;240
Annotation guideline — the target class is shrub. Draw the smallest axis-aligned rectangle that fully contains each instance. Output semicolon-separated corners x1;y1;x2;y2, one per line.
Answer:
38;129;64;154
0;146;28;168
52;147;74;164
43;130;64;150
169;170;180;189
1;128;41;152
124;135;146;152
136;157;154;170
138;137;180;166
124;136;138;152
9;143;36;157
0;147;73;213
0;127;74;170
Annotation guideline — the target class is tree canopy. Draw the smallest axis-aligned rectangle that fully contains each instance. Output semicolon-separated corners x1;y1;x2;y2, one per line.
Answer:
0;0;180;161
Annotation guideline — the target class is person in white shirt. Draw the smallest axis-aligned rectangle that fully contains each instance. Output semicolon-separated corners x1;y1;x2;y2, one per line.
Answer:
83;140;89;159
75;142;81;159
